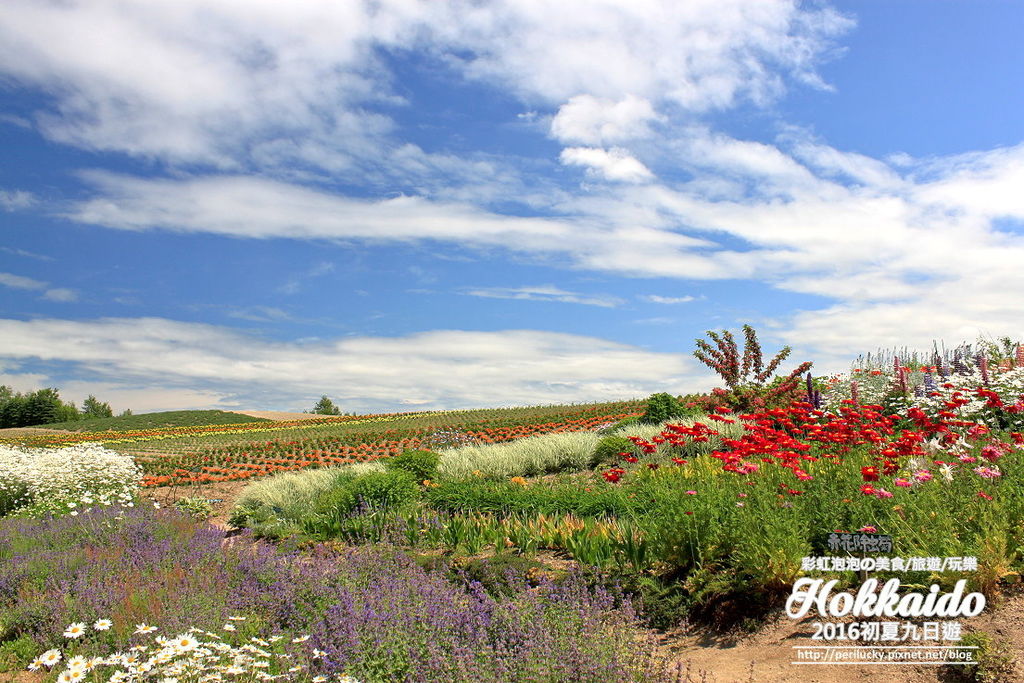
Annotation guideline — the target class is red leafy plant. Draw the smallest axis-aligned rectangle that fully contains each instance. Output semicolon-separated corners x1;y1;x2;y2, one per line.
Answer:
694;325;812;412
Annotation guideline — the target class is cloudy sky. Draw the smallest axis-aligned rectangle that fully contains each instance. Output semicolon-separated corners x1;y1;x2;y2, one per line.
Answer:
1;0;1022;414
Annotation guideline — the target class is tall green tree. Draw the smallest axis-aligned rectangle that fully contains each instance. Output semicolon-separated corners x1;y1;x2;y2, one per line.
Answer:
311;395;342;415
82;394;114;419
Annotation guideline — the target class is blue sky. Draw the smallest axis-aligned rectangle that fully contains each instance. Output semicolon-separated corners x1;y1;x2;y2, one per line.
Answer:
1;0;1022;414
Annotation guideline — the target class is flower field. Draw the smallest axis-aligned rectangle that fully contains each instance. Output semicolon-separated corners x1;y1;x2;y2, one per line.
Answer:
4;334;1024;681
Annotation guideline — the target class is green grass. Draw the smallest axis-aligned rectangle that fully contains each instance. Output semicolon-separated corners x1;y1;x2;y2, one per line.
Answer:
38;410;271;432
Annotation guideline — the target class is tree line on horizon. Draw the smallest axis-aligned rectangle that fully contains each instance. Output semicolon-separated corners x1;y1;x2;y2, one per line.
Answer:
0;385;129;428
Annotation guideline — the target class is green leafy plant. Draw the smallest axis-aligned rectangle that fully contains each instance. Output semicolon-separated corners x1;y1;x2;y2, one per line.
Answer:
959;631;1016;682
639;392;690;424
384;449;441;482
592;435;636;466
173;496;214;519
693;325;812;412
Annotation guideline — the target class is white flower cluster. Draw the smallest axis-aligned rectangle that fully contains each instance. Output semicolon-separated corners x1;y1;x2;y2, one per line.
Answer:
0;443;141;517
30;619;361;683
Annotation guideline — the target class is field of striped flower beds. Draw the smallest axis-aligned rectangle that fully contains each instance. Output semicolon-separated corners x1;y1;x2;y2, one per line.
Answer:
135;403;641;486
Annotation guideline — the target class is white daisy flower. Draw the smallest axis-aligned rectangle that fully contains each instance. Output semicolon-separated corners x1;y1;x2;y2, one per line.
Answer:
135;623;158;635
67;656;87;670
93;618;113;631
64;622;88;639
223;624;236;632
173;634;200;652
291;635;310;644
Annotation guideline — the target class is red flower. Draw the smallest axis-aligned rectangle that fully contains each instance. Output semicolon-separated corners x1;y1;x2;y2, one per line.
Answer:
861;466;880;482
860;484;877;496
977;491;993;501
602;468;625;483
671;457;688;466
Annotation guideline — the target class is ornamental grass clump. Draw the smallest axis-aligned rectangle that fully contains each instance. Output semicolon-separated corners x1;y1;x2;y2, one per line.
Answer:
436;431;602;480
0;443;140;517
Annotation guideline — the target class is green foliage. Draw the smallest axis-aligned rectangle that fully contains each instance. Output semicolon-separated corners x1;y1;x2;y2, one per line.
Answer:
39;409;269;432
310;395;342;415
452;553;550;598
959;631;1016;682
349;470;420;510
426;476;635;518
229;467;345;535
0;633;37;672
593;435;636;466
384;449;441;482
173;496;214;519
639;392;688;424
0;386;83;428
82;394;114;419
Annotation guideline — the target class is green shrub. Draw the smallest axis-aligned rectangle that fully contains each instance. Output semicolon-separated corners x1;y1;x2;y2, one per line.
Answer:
350;470;420;511
0;633;37;672
593;435;636;466
959;631;1017;682
384;449;441;482
640;393;690;424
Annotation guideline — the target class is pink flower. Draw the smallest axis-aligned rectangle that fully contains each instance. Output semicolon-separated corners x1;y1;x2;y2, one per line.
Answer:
859;525;877;533
894;478;912;488
958;454;977;463
685;490;697;495
875;489;894;499
913;470;933;483
974;466;1002;479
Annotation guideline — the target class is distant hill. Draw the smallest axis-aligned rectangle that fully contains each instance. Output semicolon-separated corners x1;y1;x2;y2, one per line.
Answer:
39;410;271;432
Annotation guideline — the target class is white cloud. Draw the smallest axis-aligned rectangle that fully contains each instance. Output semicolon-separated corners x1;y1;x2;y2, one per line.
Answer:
0;271;78;303
0;0;849;173
465;285;622;308
0;246;54;261
550;95;660;145
69;171;722;278
560;147;654;183
641;295;696;304
0;317;706;411
0;272;46;290
42;288;78;302
912;143;1024;220
227;306;293;323
0;189;35;210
